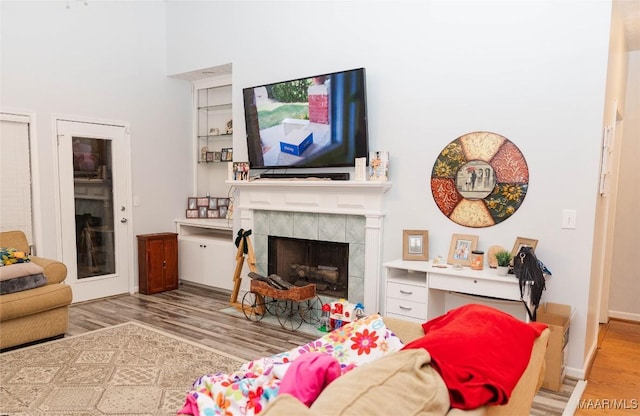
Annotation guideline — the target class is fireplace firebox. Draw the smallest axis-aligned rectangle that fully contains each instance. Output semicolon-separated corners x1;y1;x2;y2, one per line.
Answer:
268;236;349;298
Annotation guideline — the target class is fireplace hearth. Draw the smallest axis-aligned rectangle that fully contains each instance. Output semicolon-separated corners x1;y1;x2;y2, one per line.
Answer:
269;236;348;298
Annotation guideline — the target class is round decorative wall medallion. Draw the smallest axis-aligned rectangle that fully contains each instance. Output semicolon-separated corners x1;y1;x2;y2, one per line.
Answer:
431;131;529;228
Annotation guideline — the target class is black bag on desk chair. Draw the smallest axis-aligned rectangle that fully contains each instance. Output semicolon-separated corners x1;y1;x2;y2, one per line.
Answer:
513;246;546;321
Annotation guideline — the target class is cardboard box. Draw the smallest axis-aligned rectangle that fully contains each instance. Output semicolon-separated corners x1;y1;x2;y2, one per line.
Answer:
280;130;313;156
537;302;571;391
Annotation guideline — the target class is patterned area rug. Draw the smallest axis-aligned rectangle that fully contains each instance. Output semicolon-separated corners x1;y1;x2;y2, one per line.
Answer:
0;322;245;416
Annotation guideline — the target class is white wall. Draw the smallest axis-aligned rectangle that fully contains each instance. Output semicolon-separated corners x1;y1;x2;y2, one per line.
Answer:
0;1;193;259
166;1;612;376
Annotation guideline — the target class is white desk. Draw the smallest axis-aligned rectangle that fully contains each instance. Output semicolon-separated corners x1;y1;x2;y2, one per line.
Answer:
383;259;528;323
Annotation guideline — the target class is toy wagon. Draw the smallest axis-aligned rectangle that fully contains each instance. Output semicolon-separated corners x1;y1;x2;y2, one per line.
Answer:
241;279;322;330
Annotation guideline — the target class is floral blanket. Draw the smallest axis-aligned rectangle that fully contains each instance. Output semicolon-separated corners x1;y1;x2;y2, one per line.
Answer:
179;314;404;416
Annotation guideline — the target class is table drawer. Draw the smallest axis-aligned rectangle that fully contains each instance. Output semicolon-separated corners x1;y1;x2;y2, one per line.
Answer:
387;281;427;303
386;297;427;320
428;272;520;301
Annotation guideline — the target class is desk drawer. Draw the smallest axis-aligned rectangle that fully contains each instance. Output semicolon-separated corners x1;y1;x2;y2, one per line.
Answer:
386;297;427;320
428;272;520;301
387;281;427;303
385;312;425;325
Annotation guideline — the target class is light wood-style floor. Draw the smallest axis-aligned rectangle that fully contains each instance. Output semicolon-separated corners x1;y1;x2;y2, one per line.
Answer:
67;282;318;362
67;282;639;415
574;319;640;415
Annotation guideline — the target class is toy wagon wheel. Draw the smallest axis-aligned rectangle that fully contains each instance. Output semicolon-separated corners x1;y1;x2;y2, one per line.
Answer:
276;300;304;330
241;291;266;321
272;298;288;317
300;295;323;325
263;296;279;316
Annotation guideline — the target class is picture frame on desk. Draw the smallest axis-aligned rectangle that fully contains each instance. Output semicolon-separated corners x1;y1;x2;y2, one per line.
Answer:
207;208;220;218
196;197;209;207
208;198;218;210
198;206;208;218
447;233;479;266
402;230;429;261
187;197;197;210
511;237;538;257
186;209;198;219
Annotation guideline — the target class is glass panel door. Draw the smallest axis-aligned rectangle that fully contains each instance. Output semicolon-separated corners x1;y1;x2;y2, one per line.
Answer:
72;136;115;278
57;119;131;303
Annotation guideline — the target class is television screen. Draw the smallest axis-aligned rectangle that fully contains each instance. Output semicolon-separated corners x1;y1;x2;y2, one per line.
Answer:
243;68;369;169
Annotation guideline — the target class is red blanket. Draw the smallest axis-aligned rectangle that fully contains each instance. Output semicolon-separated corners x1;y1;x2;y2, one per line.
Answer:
402;304;547;409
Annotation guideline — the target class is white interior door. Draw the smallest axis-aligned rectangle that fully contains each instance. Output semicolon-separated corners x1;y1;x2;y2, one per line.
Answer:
57;119;132;302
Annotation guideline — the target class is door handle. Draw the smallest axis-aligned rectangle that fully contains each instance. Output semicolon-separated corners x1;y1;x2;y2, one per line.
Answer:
120;218;128;223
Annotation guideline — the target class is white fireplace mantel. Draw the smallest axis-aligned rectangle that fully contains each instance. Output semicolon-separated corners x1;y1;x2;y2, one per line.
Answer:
227;179;391;216
228;179;392;313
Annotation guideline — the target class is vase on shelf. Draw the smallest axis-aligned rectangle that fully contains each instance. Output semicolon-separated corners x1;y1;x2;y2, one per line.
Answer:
496;266;509;276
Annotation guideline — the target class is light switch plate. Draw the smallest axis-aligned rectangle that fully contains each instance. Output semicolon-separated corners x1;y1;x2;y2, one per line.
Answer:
562;209;577;229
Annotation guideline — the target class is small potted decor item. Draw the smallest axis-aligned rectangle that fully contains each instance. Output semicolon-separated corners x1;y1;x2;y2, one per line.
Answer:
495;250;513;276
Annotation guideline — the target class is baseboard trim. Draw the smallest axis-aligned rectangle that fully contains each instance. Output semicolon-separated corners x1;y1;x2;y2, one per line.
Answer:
565;365;586;380
608;310;640;322
562;379;587;416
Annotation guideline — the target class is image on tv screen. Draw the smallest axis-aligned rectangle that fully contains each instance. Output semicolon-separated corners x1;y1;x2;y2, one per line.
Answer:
243;68;368;169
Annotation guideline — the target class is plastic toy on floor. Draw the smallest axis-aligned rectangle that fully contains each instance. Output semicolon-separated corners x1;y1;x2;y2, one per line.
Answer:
328;299;365;331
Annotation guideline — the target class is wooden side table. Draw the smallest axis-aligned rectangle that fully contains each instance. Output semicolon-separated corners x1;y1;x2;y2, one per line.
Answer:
137;232;178;294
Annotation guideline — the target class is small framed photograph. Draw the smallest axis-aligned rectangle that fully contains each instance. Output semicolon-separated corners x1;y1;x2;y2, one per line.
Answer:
198;206;208;218
196;197;209;207
206;152;215;162
213;151;222;162
218;198;230;207
207;209;220;218
208;198;218;210
187;197;197;210
221;147;233;161
511;237;539;257
233;162;250;180
447;234;479;266
186;209;198;218
219;206;228;218
402;230;429;261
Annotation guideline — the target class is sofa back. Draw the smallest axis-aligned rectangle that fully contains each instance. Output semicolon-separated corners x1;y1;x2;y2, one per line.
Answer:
0;231;30;253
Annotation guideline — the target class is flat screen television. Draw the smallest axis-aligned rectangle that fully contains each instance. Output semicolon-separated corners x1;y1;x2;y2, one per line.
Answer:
242;67;369;170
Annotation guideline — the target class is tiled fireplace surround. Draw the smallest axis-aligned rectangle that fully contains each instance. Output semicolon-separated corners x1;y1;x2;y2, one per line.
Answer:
232;180;391;313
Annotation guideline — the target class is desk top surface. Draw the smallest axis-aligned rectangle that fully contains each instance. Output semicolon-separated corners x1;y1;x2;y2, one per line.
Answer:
384;259;519;285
